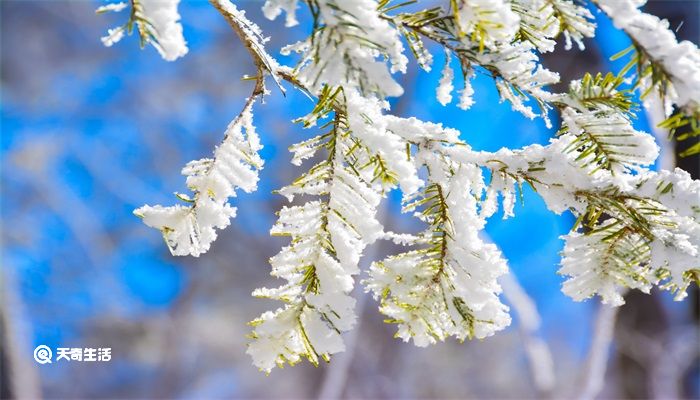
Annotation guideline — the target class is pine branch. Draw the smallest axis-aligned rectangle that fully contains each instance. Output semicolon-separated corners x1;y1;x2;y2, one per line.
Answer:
134;73;266;256
594;0;700;155
447;128;699;304
249;86;420;372
366;135;510;346
565;72;633;114
559;107;657;174
385;6;559;120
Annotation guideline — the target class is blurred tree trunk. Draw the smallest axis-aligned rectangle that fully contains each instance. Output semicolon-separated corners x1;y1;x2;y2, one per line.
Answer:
1;269;42;399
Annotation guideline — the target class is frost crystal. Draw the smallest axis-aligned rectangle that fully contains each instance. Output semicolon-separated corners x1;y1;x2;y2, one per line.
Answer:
96;2;127;13
478;41;559;121
262;0;299;27
455;0;520;49
512;0;559;53
139;0;188;61
551;0;595;50
457;68;475;110
436;51;455;106
98;0;188;61
281;0;408;97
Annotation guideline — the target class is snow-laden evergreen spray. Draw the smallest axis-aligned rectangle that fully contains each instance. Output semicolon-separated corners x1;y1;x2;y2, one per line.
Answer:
98;0;700;373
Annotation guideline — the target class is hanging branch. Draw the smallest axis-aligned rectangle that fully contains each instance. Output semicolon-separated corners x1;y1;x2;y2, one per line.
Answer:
97;0;700;374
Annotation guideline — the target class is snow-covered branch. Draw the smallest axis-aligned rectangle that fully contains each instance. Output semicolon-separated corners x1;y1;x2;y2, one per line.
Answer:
593;0;700;154
98;0;700;373
134;79;264;256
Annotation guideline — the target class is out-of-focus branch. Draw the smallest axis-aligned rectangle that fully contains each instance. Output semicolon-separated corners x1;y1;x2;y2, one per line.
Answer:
314;280;368;400
650;326;698;399
500;273;556;395
574;301;622;400
1;268;43;400
9;140;115;269
645;93;675;170
615;324;699;398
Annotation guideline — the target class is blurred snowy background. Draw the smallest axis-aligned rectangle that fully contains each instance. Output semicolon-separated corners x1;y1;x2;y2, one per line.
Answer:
1;1;698;398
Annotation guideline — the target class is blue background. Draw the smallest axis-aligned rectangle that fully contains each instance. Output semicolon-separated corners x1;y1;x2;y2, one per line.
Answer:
1;1;696;398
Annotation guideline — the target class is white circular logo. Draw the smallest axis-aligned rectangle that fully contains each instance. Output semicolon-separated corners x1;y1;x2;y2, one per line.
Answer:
33;345;52;364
